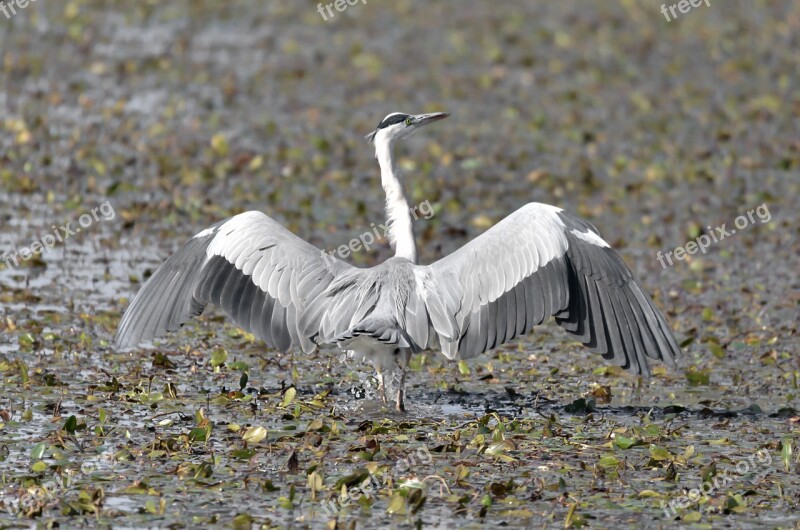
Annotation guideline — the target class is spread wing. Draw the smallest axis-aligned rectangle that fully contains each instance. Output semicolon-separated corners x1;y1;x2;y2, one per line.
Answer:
116;211;370;353
417;203;680;375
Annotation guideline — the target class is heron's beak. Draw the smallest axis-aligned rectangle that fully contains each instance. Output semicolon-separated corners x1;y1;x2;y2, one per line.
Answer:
413;112;449;127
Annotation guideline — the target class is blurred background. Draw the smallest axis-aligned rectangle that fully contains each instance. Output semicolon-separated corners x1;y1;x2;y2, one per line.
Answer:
0;1;798;528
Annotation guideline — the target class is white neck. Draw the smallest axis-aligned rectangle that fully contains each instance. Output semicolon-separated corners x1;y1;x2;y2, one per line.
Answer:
375;139;417;264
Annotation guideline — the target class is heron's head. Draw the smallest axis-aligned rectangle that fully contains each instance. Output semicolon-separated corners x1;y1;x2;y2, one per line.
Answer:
365;111;449;147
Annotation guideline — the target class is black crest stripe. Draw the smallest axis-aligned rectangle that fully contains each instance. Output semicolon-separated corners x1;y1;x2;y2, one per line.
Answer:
377;114;409;129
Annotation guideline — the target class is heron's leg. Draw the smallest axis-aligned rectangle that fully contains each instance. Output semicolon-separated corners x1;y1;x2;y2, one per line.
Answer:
376;370;387;405
395;368;406;412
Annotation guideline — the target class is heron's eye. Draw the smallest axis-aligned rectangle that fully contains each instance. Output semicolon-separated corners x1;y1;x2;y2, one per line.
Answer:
405;117;413;126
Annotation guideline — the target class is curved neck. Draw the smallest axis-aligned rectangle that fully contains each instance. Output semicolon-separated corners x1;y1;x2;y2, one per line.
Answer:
375;140;417;264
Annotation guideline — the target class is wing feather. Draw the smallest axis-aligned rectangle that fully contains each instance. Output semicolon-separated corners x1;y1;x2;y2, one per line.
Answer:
116;211;357;353
419;203;680;374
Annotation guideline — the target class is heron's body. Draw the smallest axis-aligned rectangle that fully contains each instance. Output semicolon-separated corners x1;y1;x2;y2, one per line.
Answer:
116;112;680;410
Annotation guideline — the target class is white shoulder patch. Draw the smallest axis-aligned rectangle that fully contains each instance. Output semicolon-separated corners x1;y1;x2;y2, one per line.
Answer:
570;228;610;248
192;227;216;239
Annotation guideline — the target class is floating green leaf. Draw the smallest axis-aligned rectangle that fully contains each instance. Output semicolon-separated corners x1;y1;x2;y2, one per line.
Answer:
30;442;46;461
686;369;710;386
210;349;228;368
649;445;672;461
281;387;297;408
782;439;792;472
242;426;267;444
614;435;637;449
63;415;78;433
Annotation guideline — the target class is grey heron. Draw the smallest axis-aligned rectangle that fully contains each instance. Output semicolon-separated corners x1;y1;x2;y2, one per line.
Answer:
116;111;680;411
